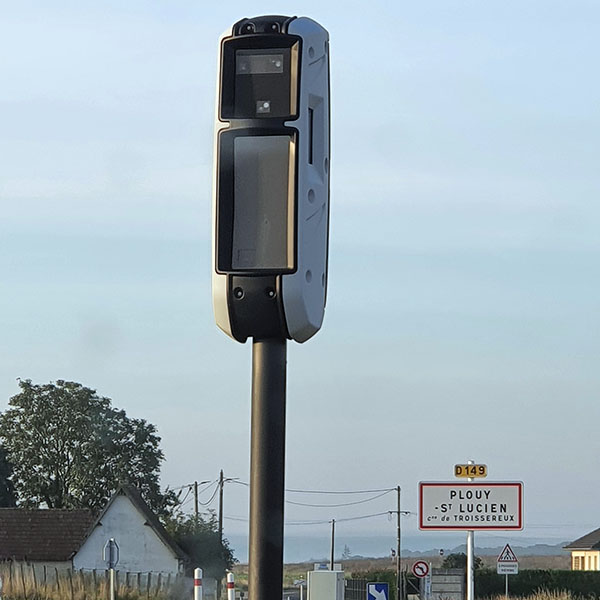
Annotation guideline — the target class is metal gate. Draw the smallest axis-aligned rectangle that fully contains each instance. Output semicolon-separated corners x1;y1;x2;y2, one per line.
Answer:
345;578;367;600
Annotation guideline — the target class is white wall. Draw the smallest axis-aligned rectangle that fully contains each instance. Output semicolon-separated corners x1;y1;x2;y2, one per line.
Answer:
73;495;181;574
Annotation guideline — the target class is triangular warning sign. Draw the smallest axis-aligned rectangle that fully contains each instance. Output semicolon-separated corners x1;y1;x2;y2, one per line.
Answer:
498;544;518;562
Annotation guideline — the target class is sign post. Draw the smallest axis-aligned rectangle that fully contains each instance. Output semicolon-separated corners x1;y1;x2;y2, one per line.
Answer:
419;472;524;600
103;538;119;600
497;544;519;598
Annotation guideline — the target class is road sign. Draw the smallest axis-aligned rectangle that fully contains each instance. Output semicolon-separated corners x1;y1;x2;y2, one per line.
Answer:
497;562;518;574
498;544;518;562
424;572;432;600
497;543;519;574
367;582;389;600
454;464;487;478
412;561;430;578
419;482;523;530
103;538;119;568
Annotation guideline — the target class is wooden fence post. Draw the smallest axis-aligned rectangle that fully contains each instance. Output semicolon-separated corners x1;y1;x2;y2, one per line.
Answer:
79;569;86;600
68;569;75;600
146;573;151;600
55;567;61;593
20;562;27;600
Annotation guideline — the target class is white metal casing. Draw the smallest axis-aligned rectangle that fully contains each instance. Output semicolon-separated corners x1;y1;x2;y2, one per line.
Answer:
212;17;330;343
282;17;330;343
212;26;234;339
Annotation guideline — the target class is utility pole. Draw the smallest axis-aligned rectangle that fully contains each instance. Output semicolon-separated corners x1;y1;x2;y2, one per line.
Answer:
194;481;199;520
396;486;402;600
217;470;225;600
330;519;335;570
218;469;224;543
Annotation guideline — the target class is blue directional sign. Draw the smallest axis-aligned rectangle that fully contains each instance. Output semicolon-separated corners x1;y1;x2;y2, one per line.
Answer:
367;582;389;600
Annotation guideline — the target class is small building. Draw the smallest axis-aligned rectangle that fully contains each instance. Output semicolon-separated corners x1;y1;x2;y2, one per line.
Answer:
0;507;95;569
0;485;187;576
564;528;600;571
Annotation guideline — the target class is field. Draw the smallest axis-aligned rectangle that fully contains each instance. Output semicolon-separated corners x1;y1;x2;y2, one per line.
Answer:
229;553;570;600
233;553;571;587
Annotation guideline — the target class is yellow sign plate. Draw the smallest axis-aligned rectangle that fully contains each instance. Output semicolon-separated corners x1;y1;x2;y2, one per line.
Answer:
454;464;487;478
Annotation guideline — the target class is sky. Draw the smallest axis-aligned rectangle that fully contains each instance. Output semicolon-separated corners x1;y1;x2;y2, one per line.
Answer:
1;0;599;563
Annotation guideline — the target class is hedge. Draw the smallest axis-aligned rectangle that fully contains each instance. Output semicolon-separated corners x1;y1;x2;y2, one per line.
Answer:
475;569;600;598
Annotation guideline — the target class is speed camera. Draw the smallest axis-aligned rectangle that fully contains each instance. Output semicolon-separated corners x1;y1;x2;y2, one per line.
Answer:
212;15;330;343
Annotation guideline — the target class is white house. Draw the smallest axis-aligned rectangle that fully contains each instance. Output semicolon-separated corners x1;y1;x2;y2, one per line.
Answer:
73;485;187;574
0;485;187;576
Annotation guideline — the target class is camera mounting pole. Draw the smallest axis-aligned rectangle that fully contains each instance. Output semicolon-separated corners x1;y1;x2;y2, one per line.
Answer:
212;15;331;600
249;338;287;600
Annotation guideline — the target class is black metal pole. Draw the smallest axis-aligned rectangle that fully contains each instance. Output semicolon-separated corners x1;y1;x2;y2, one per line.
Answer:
249;338;287;600
218;469;224;600
396;486;401;600
330;519;335;570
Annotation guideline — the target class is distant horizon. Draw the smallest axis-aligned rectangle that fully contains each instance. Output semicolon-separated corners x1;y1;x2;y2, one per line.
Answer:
226;532;575;565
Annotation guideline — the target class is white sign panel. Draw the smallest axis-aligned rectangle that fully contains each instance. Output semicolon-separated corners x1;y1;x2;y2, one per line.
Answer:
497;562;519;575
497;543;519;574
419;482;523;530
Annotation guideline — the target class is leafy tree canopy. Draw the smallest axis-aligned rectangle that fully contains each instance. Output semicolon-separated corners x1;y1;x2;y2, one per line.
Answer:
0;446;16;507
0;379;176;515
164;510;236;579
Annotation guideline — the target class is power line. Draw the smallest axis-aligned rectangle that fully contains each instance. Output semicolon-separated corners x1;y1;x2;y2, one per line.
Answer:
224;510;405;526
198;482;220;506
285;489;394;508
286;487;396;495
232;480;396;496
170;480;216;494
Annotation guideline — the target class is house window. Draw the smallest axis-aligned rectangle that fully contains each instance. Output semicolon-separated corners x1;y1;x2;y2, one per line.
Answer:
574;556;581;570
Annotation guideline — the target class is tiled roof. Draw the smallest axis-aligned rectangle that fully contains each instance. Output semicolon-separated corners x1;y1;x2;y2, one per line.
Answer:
0;508;95;561
564;527;600;550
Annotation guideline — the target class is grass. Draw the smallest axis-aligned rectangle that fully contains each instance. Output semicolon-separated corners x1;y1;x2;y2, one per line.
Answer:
482;593;595;600
0;563;185;600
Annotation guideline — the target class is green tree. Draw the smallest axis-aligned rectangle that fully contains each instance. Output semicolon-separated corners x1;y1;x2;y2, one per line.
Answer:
165;511;236;579
441;552;483;570
0;446;16;507
0;379;176;514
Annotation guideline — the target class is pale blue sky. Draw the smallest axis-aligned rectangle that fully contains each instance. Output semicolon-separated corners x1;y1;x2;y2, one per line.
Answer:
1;1;599;560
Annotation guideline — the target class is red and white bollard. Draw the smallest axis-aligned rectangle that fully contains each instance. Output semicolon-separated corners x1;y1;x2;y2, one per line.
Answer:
226;572;235;600
194;568;203;600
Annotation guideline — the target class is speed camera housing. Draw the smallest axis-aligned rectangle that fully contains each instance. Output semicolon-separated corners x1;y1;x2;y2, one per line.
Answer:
212;15;330;343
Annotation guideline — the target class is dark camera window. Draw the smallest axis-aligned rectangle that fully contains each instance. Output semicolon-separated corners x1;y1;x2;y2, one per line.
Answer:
236;51;284;75
220;37;299;120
